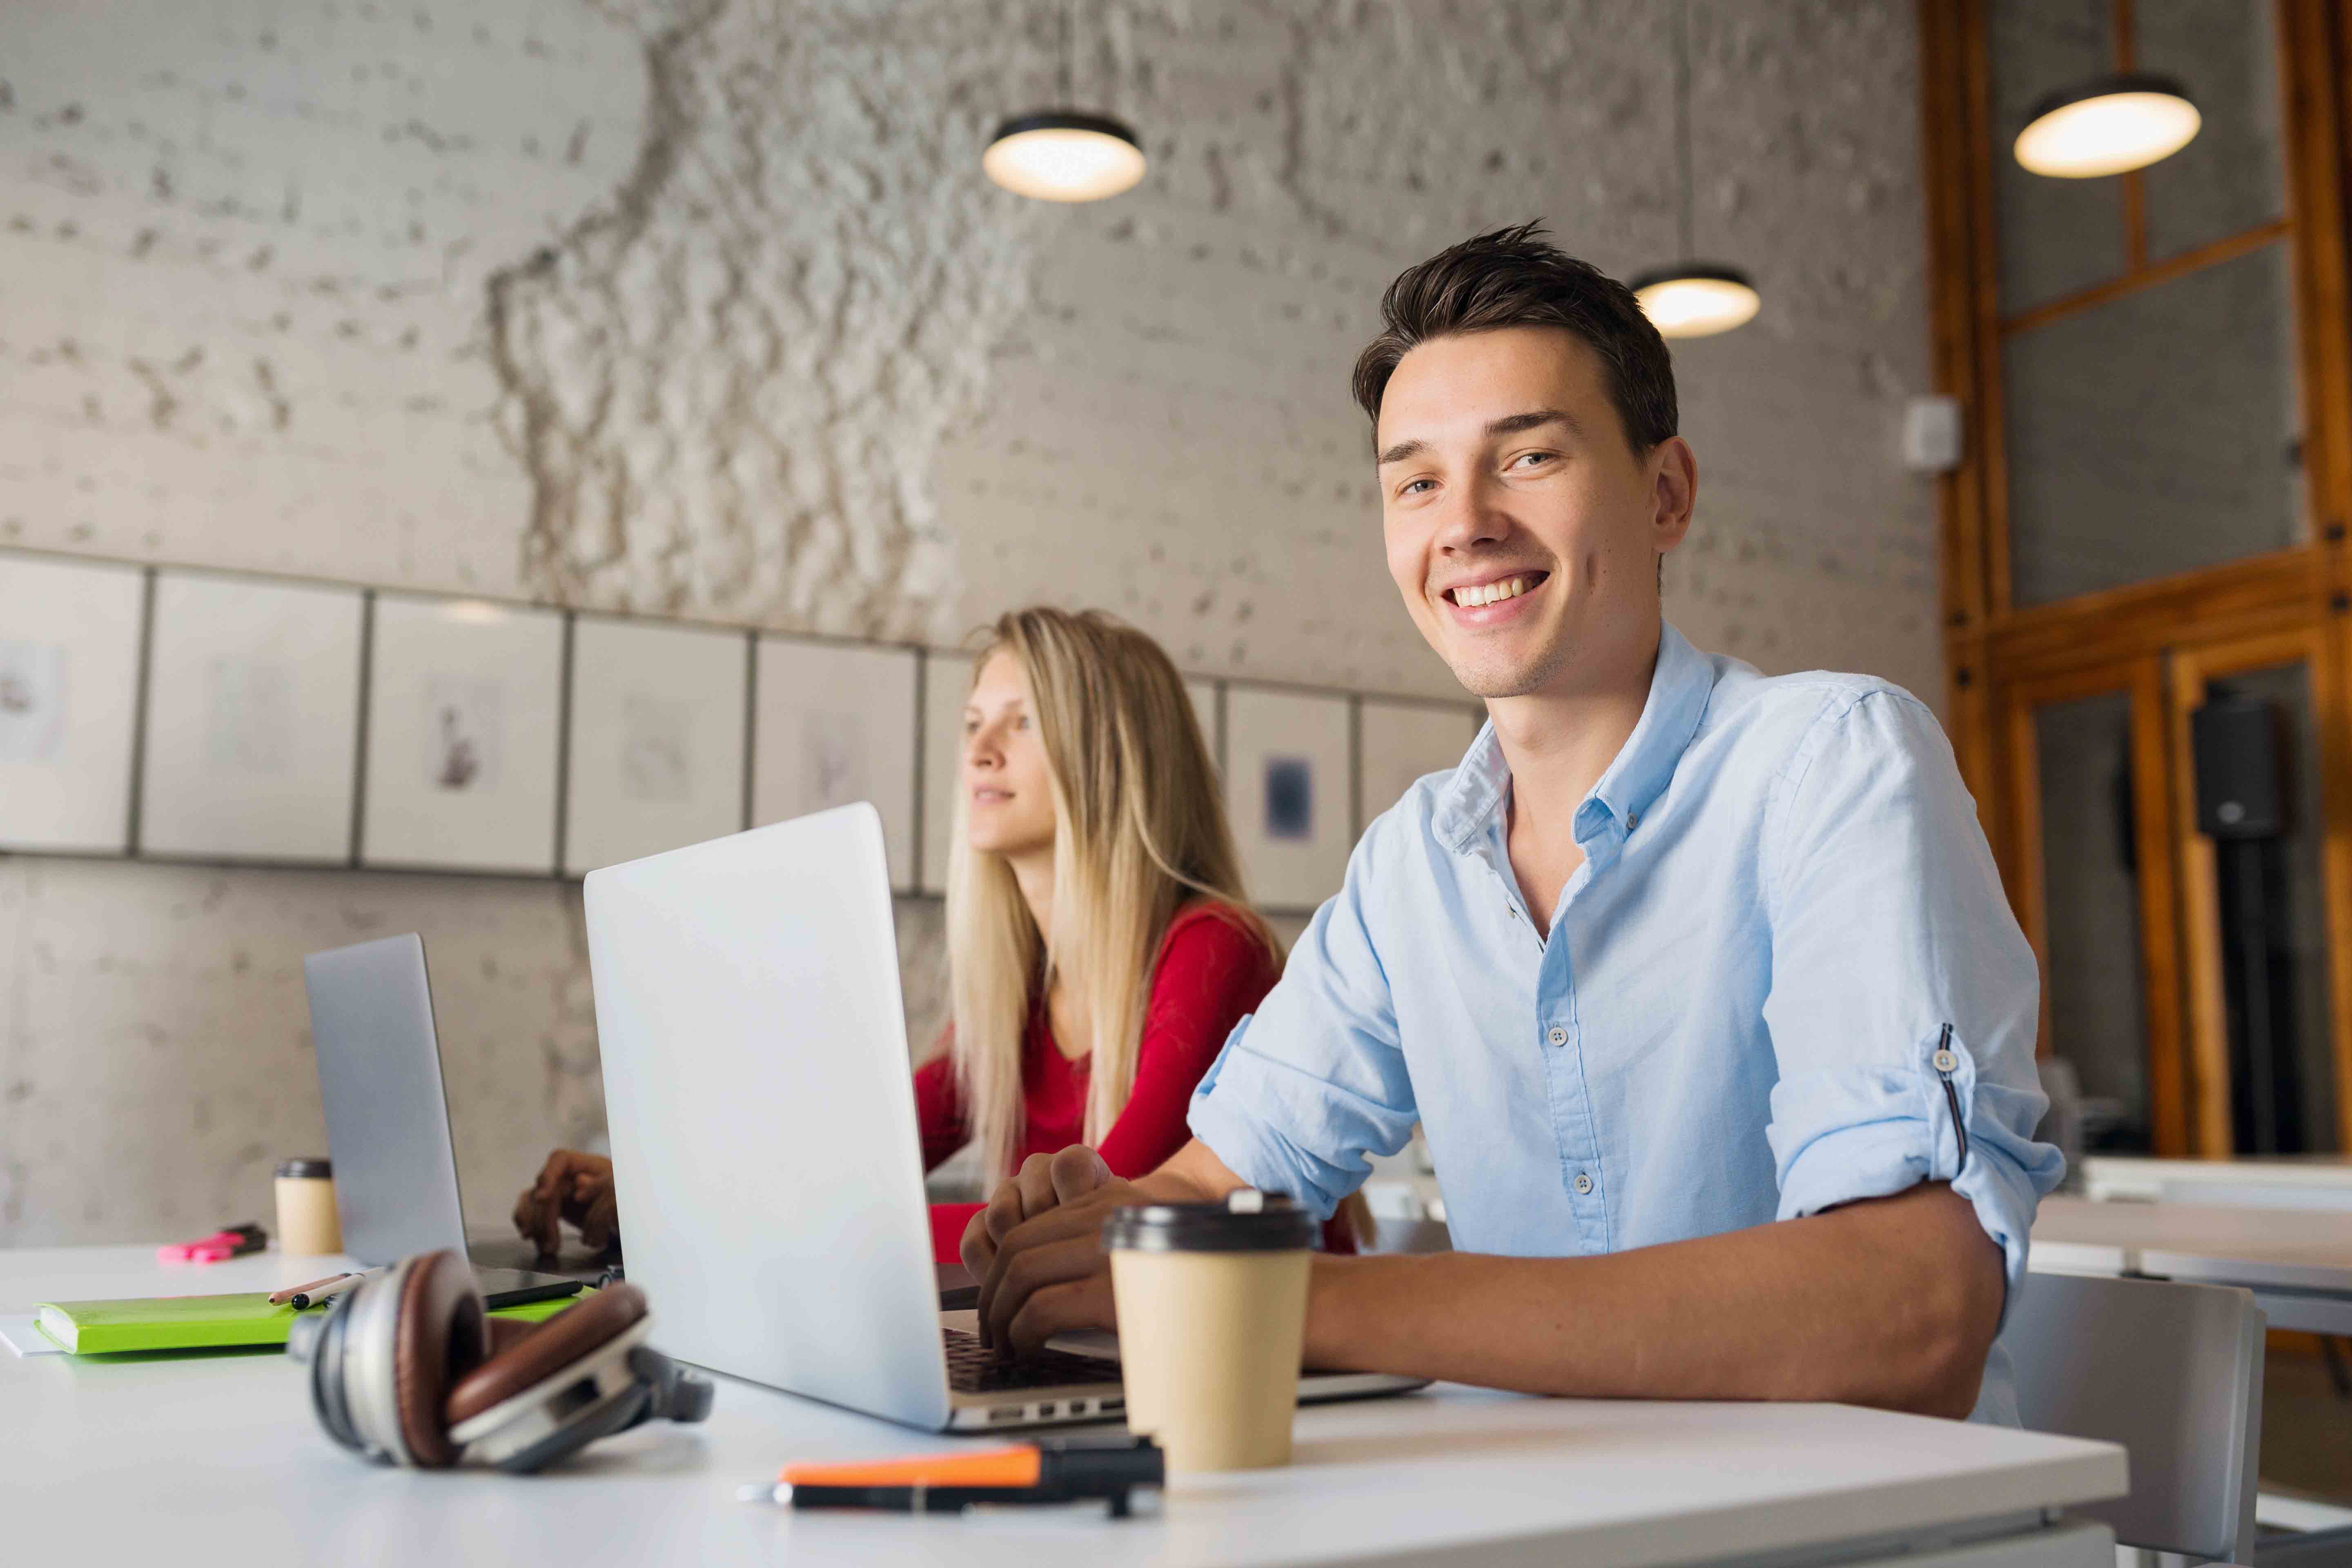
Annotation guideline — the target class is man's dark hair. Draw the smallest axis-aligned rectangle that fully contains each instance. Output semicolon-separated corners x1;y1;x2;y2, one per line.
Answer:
1350;220;1677;454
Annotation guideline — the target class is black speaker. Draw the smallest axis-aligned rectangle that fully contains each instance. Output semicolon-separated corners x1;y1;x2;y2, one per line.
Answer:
2190;697;2286;840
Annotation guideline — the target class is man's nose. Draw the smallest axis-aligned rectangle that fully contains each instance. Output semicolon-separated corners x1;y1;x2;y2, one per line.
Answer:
1432;473;1508;553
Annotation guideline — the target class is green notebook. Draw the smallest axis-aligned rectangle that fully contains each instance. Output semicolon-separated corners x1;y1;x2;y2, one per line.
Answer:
34;1287;589;1355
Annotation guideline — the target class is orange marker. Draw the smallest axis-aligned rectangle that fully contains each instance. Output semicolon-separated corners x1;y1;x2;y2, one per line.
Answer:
750;1441;1163;1515
780;1447;1048;1489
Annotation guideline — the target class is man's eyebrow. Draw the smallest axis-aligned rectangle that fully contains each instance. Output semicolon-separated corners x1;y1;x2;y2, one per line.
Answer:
1486;408;1580;440
1376;409;1581;466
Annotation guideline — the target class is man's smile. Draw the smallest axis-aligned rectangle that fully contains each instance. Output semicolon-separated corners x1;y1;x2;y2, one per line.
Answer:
1438;568;1551;624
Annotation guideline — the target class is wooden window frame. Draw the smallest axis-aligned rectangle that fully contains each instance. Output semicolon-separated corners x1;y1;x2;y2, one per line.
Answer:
2163;625;2352;1154
1922;0;2352;687
1921;0;2352;1153
1998;659;2187;1151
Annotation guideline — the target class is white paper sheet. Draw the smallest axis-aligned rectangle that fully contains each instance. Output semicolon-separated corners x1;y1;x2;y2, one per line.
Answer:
0;1314;65;1356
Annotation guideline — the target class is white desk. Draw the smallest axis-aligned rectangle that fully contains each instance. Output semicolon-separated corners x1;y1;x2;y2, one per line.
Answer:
2;1244;2125;1568
2080;1156;2352;1213
2031;1194;2352;1335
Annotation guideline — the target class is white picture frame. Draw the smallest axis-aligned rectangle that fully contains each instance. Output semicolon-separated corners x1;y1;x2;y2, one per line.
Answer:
0;552;146;854
753;637;919;892
919;650;974;896
1357;699;1484;835
1224;685;1353;913
361;595;565;875
1185;677;1223;773
138;572;364;863
563;617;749;877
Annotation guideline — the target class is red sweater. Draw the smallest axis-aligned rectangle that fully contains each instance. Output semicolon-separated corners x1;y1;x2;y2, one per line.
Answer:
918;902;1280;1260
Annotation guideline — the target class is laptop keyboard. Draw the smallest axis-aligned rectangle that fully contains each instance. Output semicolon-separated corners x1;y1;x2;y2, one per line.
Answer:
942;1327;1119;1393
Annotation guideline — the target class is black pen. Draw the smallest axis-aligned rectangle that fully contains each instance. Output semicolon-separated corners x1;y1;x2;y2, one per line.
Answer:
483;1280;584;1311
749;1482;1145;1517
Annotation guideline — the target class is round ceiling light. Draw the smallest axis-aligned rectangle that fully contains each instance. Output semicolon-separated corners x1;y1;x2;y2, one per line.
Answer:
1628;264;1762;339
2014;72;2200;178
982;111;1146;203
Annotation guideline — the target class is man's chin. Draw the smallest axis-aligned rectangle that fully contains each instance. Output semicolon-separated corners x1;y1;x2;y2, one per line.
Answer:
1444;655;1553;701
1415;615;1564;700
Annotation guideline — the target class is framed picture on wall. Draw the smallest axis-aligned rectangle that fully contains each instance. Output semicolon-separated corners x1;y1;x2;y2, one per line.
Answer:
563;617;750;877
139;571;365;863
1224;685;1353;913
361;595;565;875
752;637;919;892
1357;699;1484;835
0;552;146;854
918;650;974;895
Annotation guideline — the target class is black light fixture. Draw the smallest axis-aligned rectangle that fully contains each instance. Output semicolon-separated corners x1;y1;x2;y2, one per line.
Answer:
1629;0;1760;339
984;6;1145;203
2014;71;2200;178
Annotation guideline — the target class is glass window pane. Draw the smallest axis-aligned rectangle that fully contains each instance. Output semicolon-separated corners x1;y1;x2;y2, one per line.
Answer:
2005;240;2302;607
2035;690;2152;1150
1990;0;2127;314
2138;0;2284;261
2197;662;2339;1154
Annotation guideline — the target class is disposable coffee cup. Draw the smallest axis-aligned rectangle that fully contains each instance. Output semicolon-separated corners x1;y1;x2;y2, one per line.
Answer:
274;1157;342;1256
1104;1189;1317;1473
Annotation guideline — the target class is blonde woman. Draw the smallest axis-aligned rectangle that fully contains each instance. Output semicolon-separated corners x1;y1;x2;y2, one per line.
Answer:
515;606;1286;1263
911;608;1282;1252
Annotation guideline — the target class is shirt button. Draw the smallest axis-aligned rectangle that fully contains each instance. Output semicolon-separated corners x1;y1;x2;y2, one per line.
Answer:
1933;1049;1958;1074
1547;1026;1567;1046
1574;1172;1594;1195
1625;811;1639;831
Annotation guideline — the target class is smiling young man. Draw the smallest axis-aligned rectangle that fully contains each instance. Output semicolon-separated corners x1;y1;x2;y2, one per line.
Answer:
962;222;2061;1422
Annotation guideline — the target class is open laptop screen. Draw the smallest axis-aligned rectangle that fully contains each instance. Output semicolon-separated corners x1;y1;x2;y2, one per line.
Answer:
302;933;471;1266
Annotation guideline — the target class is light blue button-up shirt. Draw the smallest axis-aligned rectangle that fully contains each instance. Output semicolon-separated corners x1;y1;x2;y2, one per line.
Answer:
1189;623;2062;1423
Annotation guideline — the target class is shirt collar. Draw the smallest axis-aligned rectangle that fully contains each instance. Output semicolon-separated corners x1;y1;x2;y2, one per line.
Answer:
1431;622;1715;855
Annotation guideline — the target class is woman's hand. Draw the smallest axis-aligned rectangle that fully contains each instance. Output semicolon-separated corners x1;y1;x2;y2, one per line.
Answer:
512;1149;618;1260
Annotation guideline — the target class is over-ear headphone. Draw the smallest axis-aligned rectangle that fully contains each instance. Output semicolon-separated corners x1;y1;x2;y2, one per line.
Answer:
285;1250;713;1472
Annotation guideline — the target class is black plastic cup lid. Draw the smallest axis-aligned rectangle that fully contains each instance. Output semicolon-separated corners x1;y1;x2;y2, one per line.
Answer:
1102;1190;1317;1253
276;1157;332;1179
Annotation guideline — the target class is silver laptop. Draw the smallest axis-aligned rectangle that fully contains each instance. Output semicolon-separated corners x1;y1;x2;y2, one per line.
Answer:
585;802;1421;1431
301;934;588;1287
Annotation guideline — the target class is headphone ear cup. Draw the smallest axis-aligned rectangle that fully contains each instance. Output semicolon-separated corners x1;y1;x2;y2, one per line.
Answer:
290;1293;365;1457
445;1285;693;1471
444;1284;648;1429
486;1382;653;1475
485;1315;542;1355
334;1256;421;1465
390;1250;489;1469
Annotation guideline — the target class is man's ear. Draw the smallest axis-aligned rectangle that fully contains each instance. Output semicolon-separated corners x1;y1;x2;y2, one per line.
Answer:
1652;437;1697;551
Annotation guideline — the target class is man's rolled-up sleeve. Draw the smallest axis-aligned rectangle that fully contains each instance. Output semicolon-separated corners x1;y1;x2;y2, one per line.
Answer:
1761;689;2064;1305
1188;830;1419;1221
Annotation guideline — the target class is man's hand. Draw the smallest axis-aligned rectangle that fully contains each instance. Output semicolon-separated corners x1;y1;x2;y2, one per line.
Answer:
962;1146;1137;1356
511;1149;617;1260
962;1139;1252;1358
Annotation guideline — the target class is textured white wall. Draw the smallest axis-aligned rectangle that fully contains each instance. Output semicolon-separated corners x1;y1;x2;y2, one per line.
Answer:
0;0;1940;1245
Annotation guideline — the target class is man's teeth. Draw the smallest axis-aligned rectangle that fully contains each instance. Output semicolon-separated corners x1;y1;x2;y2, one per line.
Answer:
1456;575;1534;608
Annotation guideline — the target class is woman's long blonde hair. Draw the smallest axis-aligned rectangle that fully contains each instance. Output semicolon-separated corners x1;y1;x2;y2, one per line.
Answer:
944;607;1278;1187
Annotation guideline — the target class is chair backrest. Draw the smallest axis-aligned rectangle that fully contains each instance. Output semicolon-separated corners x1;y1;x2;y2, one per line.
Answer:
2006;1270;2265;1565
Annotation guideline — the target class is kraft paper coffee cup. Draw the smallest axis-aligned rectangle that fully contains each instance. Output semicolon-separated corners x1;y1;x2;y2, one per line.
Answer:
1104;1190;1316;1473
274;1157;343;1256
